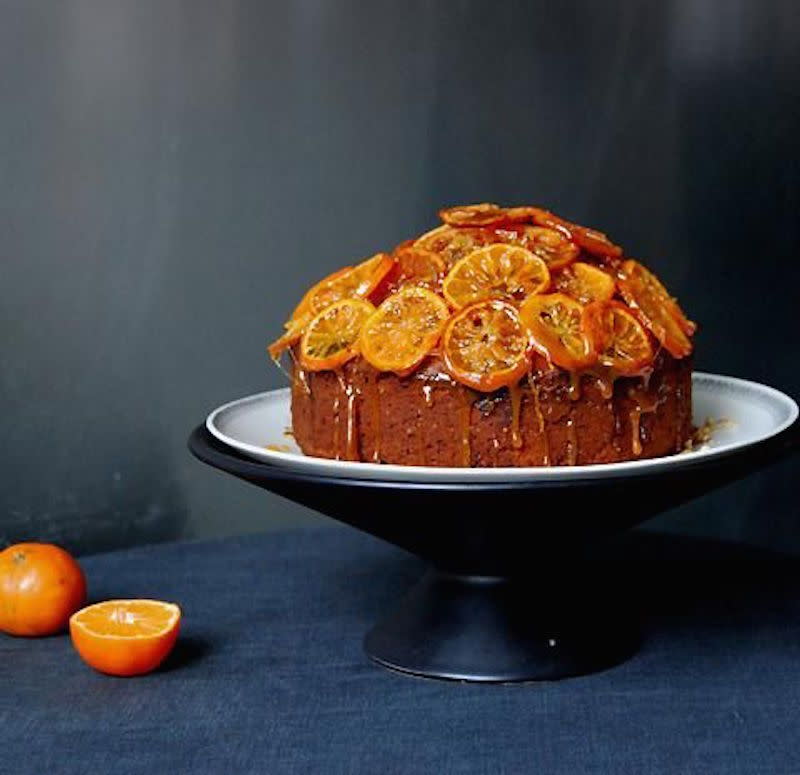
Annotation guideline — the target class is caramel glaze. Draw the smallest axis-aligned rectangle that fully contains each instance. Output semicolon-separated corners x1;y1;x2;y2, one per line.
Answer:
289;350;692;467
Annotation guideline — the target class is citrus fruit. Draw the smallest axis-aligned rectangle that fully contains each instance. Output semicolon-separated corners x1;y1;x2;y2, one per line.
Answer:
531;209;622;259
439;203;508;227
299;298;375;371
442;244;550;309
553;262;615;304
0;543;86;636
268;314;309;360
288;253;394;322
583;300;654;375
520;292;596;370
494;225;579;270
414;225;495;266
442;299;530;391
616;260;694;358
394;245;446;288
70;599;181;677
360;286;450;374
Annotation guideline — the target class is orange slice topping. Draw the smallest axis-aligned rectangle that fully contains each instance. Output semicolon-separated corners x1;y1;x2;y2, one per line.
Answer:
442;300;530;391
439;203;508;227
299;298;375;371
442;244;550;309
553;262;615;304
70;599;181;676
531;210;622;259
583;300;654;375
520;292;596;370
493;225;580;271
360;286;450;374
394;245;446;289
288;253;394;323
616;260;694;358
414;225;495;267
268;314;309;360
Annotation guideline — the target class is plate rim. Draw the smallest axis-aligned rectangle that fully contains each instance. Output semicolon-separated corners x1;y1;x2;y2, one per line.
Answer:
205;372;798;484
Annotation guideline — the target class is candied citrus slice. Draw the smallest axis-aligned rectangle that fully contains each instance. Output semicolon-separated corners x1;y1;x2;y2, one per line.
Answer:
493;225;579;270
415;224;494;267
583;300;654;375
299;298;375;371
268;314;309;360
439;203;507;227
442;244;550;309
554;262;615;304
395;245;446;288
531;210;622;259
520;292;595;370
70;599;181;676
288;253;394;323
360;286;450;374
616;260;693;358
442;300;530;391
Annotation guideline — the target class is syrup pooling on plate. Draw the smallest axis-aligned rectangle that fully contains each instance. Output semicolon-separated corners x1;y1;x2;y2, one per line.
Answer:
273;203;697;467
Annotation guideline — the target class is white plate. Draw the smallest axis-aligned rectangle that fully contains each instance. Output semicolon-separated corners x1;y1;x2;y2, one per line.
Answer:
206;373;797;483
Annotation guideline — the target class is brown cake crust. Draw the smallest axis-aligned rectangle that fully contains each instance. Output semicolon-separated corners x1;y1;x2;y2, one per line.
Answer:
290;351;693;466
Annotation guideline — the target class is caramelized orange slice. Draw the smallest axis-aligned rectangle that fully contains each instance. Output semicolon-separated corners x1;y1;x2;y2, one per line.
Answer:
289;253;395;323
531;210;622;259
583;300;654;375
554;262;615;304
520;292;595;370
442;300;530;391
415;225;494;267
442;244;550;309
268;314;309;360
617;260;693;358
299;298;374;371
494;225;579;270
360;286;450;374
395;245;446;288
439;203;507;227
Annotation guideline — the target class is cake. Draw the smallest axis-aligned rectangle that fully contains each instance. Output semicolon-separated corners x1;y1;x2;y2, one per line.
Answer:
268;203;696;466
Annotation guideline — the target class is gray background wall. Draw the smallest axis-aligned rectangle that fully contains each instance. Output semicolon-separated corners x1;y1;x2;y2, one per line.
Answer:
1;0;797;555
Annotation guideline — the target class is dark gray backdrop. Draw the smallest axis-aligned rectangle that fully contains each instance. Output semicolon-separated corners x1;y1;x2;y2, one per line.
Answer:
2;0;797;555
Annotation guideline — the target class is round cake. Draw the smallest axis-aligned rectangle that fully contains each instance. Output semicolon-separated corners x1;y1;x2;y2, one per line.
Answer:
269;203;696;466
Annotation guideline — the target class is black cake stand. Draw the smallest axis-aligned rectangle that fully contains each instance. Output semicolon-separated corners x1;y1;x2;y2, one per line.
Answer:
188;400;797;683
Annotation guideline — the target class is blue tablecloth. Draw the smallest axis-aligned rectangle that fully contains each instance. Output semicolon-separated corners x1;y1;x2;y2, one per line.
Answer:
3;526;800;774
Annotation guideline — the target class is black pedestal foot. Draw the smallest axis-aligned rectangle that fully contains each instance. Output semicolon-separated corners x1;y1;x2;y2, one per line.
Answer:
364;569;639;682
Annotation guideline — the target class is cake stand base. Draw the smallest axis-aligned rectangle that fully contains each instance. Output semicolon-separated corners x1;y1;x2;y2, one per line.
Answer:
364;567;638;682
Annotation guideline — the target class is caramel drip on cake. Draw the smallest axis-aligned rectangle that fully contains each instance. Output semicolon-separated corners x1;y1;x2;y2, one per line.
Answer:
565;418;578;465
629;406;643;456
371;377;382;463
594;372;614;401
627;379;662;457
527;373;550;466
288;349;311;396
422;384;434;408
459;387;472;466
509;382;523;449
333;370;360;461
568;371;582;401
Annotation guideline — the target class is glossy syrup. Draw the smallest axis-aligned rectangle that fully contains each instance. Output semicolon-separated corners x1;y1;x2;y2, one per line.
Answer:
565;418;578;465
527;373;550;466
508;382;523;449
459;387;472;466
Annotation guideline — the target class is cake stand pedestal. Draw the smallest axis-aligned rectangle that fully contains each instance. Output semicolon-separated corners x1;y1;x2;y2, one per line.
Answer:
189;394;797;682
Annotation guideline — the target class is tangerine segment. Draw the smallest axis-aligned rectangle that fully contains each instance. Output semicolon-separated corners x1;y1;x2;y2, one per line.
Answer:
531;210;622;259
443;244;550;309
414;225;495;267
70;600;181;677
439;203;507;227
299;298;375;371
583;301;654;375
553;262;615;304
493;225;579;270
288;253;394;323
617;260;693;358
520;293;596;370
360;287;450;374
442;300;530;392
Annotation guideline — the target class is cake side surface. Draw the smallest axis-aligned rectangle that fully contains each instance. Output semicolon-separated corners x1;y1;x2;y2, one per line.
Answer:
290;352;692;467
